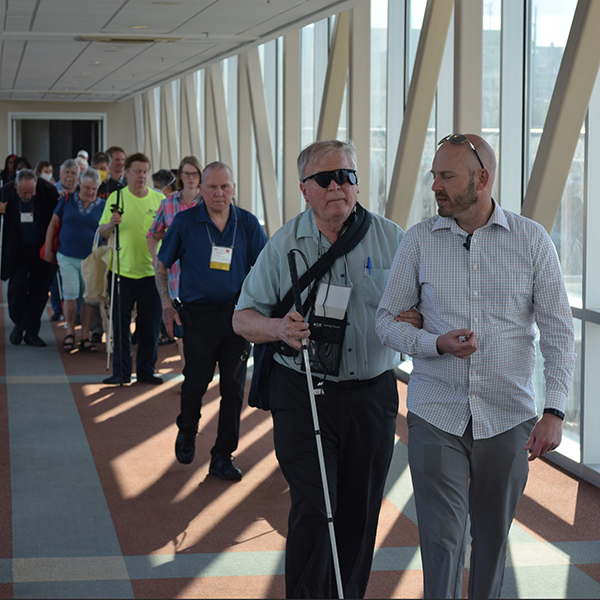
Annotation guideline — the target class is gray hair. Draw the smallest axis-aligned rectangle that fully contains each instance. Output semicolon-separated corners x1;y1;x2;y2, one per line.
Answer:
297;140;358;181
60;158;78;171
202;161;233;180
15;169;37;185
80;167;101;186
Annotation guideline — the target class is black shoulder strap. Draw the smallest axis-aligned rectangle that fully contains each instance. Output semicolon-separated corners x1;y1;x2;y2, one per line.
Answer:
275;203;372;317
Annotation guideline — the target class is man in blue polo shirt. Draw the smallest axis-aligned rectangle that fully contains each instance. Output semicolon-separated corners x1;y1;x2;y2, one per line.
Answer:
155;161;266;480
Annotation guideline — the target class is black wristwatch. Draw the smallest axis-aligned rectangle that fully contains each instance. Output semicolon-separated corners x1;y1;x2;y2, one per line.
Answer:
543;408;565;420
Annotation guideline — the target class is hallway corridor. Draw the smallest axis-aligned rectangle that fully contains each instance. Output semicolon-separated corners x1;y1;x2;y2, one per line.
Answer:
1;284;600;599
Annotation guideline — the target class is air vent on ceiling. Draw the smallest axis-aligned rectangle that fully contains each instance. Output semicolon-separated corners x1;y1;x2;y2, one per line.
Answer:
76;35;183;44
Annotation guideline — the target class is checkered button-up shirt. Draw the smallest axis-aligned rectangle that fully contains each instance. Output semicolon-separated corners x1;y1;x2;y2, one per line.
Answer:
147;190;200;298
376;201;576;439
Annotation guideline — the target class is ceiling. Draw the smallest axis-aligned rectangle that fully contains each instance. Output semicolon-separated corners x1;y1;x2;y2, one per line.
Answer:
0;0;361;103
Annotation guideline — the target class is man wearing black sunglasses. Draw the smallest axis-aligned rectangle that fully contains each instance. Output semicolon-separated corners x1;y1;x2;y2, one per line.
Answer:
376;134;575;599
234;140;421;598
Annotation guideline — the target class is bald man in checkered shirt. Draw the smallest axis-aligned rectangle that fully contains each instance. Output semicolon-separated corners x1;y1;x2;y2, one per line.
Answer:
376;134;576;599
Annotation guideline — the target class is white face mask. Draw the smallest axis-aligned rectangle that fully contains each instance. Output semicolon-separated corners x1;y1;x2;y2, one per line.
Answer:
40;172;53;182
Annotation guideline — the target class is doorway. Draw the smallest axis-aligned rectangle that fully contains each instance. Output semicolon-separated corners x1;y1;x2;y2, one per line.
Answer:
8;111;107;178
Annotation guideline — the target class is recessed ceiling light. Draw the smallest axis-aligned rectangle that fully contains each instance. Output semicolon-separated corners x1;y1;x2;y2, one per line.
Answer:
132;25;150;29
151;1;183;4
89;61;101;66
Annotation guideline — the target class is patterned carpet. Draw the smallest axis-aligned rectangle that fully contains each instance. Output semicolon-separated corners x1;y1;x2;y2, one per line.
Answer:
2;285;600;599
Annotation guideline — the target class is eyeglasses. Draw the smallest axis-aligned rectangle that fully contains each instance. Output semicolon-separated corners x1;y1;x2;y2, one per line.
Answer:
438;133;485;170
180;171;200;178
301;169;359;188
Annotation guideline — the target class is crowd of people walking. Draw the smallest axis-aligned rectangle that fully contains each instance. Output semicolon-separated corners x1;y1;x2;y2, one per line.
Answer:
0;136;577;599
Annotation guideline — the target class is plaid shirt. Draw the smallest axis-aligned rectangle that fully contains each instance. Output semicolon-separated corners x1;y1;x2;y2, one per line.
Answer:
376;201;576;439
147;190;200;297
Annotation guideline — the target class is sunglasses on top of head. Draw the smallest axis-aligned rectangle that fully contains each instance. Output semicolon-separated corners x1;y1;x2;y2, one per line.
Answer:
301;169;360;188
438;133;485;170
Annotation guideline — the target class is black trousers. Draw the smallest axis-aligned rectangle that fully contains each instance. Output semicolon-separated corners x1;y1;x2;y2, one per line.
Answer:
177;302;250;457
7;244;57;336
109;274;162;379
270;363;399;599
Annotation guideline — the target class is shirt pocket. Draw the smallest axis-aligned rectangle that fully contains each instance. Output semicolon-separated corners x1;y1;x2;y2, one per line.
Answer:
363;268;390;309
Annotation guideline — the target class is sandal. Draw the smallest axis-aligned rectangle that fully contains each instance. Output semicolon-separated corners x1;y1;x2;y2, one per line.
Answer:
62;334;75;352
79;338;99;353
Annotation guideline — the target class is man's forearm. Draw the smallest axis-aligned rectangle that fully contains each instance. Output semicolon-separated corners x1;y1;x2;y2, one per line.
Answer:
154;261;171;307
232;309;281;344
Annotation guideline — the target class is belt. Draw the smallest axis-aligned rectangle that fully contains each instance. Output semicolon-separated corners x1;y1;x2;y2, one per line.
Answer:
181;300;235;312
275;361;391;388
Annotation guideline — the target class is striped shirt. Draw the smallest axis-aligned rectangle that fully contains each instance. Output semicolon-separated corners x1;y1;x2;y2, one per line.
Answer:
147;190;200;298
236;207;403;381
376;201;576;439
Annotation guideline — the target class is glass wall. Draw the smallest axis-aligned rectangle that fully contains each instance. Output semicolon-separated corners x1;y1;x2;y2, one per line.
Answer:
138;0;599;484
526;0;582;455
371;0;388;215
482;0;501;200
406;0;437;229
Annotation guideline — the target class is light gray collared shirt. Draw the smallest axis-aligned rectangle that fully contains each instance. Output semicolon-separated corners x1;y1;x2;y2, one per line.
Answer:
236;207;403;381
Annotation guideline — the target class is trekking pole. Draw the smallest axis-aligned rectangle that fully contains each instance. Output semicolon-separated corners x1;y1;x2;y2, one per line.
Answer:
111;197;124;386
287;250;344;599
106;233;117;370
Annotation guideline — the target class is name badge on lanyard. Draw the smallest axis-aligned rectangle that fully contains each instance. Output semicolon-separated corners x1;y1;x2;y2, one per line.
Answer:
20;212;34;223
210;246;233;271
206;205;238;271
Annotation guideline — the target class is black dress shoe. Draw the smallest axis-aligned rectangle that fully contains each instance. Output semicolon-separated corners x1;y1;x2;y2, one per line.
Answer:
91;333;103;344
23;333;46;347
175;429;197;464
209;454;243;481
103;374;131;385
137;373;164;384
10;326;23;345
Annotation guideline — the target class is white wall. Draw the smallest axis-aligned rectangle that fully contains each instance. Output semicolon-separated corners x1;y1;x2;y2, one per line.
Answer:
0;99;137;158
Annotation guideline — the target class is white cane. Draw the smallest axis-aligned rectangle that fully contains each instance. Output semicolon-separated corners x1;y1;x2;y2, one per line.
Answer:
288;250;344;599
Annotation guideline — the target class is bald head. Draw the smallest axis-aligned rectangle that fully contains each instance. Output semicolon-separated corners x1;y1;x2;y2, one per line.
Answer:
436;133;496;191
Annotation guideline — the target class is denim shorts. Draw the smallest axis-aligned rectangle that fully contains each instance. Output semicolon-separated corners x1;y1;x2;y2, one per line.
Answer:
56;252;88;302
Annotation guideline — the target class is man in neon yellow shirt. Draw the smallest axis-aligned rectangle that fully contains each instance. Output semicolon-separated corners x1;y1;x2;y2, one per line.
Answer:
99;152;165;385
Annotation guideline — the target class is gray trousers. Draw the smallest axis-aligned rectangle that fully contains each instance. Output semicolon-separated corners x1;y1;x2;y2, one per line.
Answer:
407;412;536;599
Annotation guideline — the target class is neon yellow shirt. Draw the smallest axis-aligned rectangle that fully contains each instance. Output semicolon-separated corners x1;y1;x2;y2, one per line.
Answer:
99;186;165;279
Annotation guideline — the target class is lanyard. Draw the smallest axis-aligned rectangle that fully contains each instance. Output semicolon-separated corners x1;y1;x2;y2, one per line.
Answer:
205;204;238;249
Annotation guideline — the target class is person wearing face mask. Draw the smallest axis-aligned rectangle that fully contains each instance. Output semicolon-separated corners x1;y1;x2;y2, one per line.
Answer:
35;161;55;184
91;152;110;184
151;169;177;196
0;169;59;346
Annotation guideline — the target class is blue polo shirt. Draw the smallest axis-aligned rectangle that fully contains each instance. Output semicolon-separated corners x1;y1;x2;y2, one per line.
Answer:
158;201;267;305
